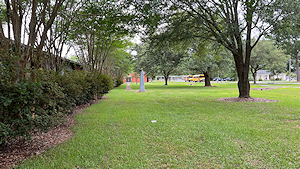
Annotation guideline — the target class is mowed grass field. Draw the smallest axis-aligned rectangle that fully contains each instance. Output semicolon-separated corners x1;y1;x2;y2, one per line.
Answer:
16;82;300;168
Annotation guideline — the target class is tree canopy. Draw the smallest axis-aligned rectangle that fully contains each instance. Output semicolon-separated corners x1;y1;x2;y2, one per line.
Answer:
134;41;186;85
0;0;136;81
270;0;300;81
133;0;289;98
250;40;289;83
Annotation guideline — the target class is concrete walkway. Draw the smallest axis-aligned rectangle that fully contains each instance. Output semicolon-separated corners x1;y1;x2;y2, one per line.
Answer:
125;82;133;91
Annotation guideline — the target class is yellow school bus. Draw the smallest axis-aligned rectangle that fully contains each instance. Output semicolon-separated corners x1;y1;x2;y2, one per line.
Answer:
184;74;205;82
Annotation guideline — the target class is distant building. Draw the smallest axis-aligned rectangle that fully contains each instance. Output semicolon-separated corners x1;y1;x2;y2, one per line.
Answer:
123;72;147;83
155;75;187;82
63;59;82;71
6;39;82;71
42;58;82;72
254;70;286;80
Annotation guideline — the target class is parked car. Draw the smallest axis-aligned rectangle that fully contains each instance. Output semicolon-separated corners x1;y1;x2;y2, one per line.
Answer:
213;77;223;81
224;77;231;81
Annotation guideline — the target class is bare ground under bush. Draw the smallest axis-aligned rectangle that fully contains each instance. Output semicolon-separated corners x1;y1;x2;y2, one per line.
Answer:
0;98;104;168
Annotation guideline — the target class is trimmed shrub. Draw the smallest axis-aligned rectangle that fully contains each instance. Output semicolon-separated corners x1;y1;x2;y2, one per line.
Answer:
259;78;263;81
115;78;124;87
0;80;66;144
0;60;114;145
93;72;113;97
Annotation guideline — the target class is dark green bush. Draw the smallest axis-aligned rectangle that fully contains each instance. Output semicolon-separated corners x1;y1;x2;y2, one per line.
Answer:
259;78;263;81
90;73;111;97
0;59;114;145
0;80;66;144
50;71;113;104
115;78;124;87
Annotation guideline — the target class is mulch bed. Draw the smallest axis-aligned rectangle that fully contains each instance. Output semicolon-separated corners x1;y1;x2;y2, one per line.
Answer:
0;99;102;168
218;97;277;102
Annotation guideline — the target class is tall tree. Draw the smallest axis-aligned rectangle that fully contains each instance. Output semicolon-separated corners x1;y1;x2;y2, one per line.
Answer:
135;0;284;98
187;42;233;86
0;0;75;74
45;0;85;72
135;42;186;85
250;40;289;83
68;0;133;74
270;1;300;81
175;0;284;97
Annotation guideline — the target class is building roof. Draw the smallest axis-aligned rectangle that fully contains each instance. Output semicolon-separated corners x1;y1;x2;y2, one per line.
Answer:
257;70;271;75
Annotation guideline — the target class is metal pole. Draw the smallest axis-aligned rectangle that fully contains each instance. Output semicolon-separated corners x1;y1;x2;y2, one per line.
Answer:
289;59;291;82
217;70;219;83
273;70;276;84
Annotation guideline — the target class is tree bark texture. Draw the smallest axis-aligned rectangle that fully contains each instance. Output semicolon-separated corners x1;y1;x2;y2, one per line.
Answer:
252;72;257;84
1;0;66;75
204;67;211;86
234;53;250;98
164;75;168;85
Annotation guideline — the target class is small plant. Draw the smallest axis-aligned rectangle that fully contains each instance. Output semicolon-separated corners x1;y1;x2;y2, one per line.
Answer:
259;78;263;81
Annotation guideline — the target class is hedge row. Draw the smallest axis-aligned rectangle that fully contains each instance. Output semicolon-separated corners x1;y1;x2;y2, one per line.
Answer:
0;61;118;145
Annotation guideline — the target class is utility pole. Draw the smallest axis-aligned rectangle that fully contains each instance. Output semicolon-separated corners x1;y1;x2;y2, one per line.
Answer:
289;59;291;82
217;70;219;83
273;70;276;84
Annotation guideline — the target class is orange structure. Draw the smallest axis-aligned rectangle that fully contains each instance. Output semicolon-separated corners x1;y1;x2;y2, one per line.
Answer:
123;72;148;83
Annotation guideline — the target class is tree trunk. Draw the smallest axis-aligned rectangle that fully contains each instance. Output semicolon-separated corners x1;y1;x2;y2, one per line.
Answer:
234;54;250;98
204;74;211;86
237;72;250;98
164;75;168;85
252;72;257;84
296;54;300;81
204;67;211;86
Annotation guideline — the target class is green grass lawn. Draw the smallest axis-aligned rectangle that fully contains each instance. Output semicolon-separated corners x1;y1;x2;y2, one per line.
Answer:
16;82;300;168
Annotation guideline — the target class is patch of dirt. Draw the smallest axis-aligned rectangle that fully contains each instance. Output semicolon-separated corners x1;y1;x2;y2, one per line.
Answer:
186;83;195;85
161;92;173;94
285;119;300;122
251;88;275;91
218;97;277;102
0;99;102;169
294;125;300;128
